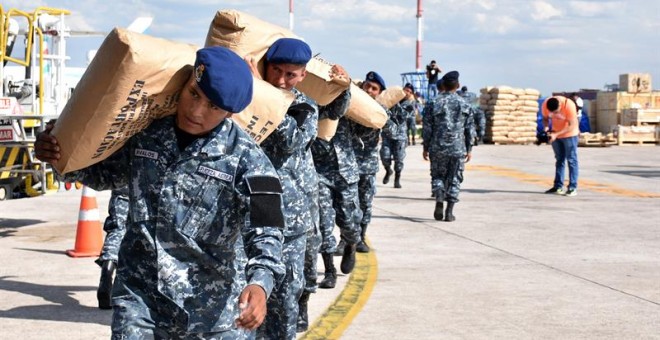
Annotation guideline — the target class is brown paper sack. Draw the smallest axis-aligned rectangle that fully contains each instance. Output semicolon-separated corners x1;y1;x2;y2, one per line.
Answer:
231;77;294;144
296;56;350;106
317;118;339;142
204;9;348;105
376;86;406;110
346;83;388;129
51;28;197;174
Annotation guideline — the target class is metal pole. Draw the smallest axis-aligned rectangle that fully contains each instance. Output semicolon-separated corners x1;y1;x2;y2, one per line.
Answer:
416;0;423;72
289;0;294;31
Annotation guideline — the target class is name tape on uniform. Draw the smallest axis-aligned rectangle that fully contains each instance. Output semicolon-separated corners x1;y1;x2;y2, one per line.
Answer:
197;165;233;183
134;148;159;160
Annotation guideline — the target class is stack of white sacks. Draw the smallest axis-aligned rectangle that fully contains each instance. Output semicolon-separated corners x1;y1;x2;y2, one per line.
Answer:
479;86;541;144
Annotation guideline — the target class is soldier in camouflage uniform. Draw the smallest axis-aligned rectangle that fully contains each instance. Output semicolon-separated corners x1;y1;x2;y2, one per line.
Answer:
379;73;408;189
311;85;361;290
35;47;286;338
422;71;474;222
458;86;485;145
347;71;389;254
96;187;128;310
400;83;419;146
247;38;319;340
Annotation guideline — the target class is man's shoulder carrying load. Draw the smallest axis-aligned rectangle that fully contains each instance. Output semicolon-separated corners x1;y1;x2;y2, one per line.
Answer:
52;28;197;174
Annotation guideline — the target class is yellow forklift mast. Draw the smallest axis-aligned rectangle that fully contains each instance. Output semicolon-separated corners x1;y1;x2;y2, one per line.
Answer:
0;6;74;200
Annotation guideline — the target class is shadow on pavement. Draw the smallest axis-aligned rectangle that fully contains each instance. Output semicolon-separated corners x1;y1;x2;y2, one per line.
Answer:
0;276;111;326
0;218;45;238
15;248;72;256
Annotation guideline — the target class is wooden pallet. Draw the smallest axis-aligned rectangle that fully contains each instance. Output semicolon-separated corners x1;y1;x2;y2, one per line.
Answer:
614;125;659;146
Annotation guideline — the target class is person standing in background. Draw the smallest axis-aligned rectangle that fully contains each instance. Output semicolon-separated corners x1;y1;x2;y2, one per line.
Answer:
542;96;579;197
426;60;442;99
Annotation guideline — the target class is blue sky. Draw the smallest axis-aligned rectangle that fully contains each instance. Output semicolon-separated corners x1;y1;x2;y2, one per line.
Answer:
6;0;660;96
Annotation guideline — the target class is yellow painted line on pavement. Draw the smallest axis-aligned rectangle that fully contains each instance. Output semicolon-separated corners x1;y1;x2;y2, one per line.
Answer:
467;164;660;198
301;244;378;340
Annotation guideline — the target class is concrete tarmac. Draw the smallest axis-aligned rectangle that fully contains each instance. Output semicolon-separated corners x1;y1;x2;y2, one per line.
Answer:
1;144;659;339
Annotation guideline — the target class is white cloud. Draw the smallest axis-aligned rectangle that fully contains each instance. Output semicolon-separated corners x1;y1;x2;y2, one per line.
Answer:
474;13;520;34
306;0;414;23
569;1;625;17
531;1;563;21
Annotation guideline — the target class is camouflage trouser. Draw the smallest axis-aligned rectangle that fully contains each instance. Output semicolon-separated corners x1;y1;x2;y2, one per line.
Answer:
357;174;377;226
429;154;464;203
380;138;407;172
257;233;306;340
97;189;129;266
318;177;362;254
303;188;321;293
111;294;249;339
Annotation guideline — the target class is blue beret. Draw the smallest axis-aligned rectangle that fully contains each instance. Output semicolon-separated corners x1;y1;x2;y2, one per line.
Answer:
365;71;386;90
441;70;460;82
194;46;253;113
266;38;312;65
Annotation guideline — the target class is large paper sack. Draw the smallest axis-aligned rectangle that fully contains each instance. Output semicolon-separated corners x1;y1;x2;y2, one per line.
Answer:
346;83;388;129
232;77;294;143
204;9;348;105
376;86;406;110
51;28;197;174
317;118;339;142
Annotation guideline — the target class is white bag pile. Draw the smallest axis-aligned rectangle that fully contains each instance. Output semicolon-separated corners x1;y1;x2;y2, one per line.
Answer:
479;86;541;144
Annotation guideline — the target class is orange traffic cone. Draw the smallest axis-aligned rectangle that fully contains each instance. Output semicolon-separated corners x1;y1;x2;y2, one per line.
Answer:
66;186;103;257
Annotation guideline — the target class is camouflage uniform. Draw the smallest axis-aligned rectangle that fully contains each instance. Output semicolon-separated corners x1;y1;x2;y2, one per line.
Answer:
61;116;286;339
352;122;380;228
311;89;362;254
400;98;418;145
422;93;474;203
458;91;485;144
380;104;408;174
257;89;318;340
96;187;129;265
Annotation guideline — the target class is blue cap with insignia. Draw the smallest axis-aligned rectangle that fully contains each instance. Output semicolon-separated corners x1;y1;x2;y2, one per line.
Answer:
266;38;312;65
194;46;253;113
365;71;386;90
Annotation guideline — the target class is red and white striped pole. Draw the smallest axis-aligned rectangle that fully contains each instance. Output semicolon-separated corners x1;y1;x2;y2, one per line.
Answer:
416;0;423;72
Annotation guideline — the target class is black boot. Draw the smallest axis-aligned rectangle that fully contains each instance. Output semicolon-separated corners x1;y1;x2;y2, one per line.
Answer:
334;239;346;256
97;260;116;310
445;202;456;222
383;166;393;184
356;224;370;253
318;253;337;289
340;243;357;274
394;171;402;188
297;291;311;332
412;136;416;145
434;202;444;221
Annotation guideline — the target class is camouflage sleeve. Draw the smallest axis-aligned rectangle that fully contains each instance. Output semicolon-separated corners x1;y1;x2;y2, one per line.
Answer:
464;103;475;153
469;107;478;141
238;157;286;297
268;102;319;154
422;101;434;152
105;187;129;234
319;89;351;120
59;143;131;191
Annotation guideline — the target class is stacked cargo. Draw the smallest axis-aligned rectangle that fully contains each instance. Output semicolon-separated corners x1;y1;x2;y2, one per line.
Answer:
479;86;540;145
595;73;659;145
